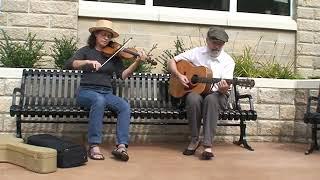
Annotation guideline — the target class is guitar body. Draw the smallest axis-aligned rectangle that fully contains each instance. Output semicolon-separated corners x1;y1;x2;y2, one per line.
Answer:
169;60;213;98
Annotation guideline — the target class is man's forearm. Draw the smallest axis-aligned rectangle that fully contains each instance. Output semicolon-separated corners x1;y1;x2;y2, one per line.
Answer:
168;59;180;76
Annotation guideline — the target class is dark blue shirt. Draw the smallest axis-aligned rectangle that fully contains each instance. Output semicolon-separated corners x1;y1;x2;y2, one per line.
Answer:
64;46;125;87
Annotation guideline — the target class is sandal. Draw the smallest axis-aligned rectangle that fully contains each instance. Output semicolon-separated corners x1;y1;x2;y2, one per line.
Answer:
112;145;129;161
88;145;105;160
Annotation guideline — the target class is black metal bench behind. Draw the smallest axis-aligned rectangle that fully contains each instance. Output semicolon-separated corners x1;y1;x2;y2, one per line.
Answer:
10;69;257;150
304;86;320;154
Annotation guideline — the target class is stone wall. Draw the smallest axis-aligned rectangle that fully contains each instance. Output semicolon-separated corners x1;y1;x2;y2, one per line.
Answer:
1;68;319;144
0;1;301;76
79;18;296;74
296;0;320;78
0;0;78;68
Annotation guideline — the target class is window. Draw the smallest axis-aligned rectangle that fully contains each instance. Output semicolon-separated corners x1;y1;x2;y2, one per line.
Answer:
83;0;290;16
238;0;290;16
85;0;145;5
80;0;296;30
153;0;229;11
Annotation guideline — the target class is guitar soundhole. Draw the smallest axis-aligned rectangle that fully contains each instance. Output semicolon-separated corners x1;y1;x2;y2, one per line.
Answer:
191;75;199;84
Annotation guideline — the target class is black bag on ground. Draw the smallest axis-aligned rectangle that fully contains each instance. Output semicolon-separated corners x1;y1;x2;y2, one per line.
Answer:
26;134;87;168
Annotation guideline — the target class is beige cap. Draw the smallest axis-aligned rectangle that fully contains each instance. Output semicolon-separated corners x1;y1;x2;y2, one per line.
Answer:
88;19;119;38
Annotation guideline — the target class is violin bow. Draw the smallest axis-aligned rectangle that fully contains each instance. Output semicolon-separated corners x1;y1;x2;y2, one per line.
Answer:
101;37;133;67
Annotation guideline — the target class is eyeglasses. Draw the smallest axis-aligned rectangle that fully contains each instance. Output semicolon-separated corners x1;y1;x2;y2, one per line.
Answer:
96;31;113;39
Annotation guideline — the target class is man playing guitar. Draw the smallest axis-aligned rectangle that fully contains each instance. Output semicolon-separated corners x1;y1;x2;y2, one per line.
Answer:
168;27;235;160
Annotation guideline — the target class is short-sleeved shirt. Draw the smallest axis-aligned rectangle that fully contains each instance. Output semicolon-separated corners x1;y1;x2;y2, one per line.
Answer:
174;46;235;91
64;46;125;88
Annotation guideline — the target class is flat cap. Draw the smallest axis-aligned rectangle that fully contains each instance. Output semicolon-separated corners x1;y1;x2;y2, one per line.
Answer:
207;26;229;42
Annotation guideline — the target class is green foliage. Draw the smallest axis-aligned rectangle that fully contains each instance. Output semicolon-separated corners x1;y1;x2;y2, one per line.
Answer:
155;37;190;73
256;60;301;79
0;29;44;68
233;45;301;79
122;59;153;73
121;44;158;73
233;47;259;77
51;36;78;69
155;35;300;79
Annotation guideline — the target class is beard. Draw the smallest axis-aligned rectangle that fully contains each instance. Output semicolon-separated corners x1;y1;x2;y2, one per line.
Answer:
209;48;222;58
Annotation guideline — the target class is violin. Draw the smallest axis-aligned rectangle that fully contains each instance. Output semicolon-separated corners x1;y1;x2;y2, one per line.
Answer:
102;41;157;65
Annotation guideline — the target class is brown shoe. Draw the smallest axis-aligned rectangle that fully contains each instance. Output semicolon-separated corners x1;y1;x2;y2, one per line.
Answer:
201;151;214;160
182;141;201;156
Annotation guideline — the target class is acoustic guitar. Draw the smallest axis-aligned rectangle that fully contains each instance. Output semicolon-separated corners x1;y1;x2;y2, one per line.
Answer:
169;60;255;98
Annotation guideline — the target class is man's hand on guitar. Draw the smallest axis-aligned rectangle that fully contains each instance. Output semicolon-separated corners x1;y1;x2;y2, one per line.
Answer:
178;74;190;88
217;80;230;94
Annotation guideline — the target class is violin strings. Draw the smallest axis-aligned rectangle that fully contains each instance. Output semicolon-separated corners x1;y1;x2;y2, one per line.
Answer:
101;38;133;67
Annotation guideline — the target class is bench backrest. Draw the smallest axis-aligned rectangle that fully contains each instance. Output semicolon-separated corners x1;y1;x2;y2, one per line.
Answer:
19;69;181;110
12;69;260;121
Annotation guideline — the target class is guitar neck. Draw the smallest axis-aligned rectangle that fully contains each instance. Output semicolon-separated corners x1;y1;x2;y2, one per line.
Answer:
195;77;233;84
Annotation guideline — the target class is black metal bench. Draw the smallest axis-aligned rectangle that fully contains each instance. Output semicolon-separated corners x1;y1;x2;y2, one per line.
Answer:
304;87;320;155
10;69;257;150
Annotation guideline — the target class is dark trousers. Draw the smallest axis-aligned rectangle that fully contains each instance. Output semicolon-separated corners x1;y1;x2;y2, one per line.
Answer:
185;91;228;147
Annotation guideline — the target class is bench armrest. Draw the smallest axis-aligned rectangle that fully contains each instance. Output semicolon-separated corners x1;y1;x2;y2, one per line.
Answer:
11;88;22;106
306;96;319;114
237;94;255;111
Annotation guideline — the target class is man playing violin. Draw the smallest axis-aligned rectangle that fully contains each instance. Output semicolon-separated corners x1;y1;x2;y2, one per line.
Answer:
65;19;146;161
168;27;235;160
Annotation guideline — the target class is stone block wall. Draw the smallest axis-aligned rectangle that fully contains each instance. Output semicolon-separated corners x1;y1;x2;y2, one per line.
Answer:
0;0;78;68
0;1;304;77
1;68;319;144
296;0;320;78
78;18;296;74
237;83;318;143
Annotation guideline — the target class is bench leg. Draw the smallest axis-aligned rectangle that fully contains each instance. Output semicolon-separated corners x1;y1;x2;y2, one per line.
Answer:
16;116;22;138
233;121;254;151
305;124;319;155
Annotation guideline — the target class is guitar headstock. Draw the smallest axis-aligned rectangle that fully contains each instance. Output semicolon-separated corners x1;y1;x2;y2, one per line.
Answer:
234;78;255;88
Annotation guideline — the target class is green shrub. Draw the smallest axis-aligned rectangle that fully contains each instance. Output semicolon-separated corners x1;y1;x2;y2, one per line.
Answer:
122;59;154;73
155;35;300;79
233;47;259;77
51;36;78;69
120;42;158;73
233;40;301;79
257;60;300;79
0;29;44;68
155;37;190;73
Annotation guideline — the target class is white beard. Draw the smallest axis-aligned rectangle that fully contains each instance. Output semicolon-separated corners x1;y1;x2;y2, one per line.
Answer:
209;49;222;58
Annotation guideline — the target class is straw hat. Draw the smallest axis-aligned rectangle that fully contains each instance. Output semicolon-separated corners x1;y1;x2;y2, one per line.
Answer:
88;19;119;38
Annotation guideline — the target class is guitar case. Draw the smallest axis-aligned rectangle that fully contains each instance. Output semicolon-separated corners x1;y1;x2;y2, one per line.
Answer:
26;134;87;168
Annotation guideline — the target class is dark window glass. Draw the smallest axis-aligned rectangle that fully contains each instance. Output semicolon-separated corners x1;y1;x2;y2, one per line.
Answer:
84;0;145;5
153;0;229;11
237;0;290;16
